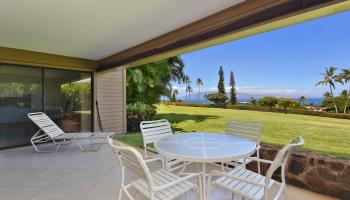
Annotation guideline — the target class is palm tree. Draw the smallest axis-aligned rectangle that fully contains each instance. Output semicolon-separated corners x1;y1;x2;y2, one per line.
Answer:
196;78;203;103
187;85;193;100
323;92;331;99
315;67;339;115
168;57;185;83
299;96;306;106
183;75;191;99
341;89;348;97
336;68;350;113
172;89;179;102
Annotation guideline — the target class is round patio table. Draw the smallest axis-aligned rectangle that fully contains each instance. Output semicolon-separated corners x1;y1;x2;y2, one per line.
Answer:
154;132;257;200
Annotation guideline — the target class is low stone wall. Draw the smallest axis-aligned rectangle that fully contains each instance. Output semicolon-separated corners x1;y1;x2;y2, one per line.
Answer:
247;144;350;200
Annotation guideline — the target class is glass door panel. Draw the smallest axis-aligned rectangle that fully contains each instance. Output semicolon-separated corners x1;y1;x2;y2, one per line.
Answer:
44;69;92;132
0;65;43;148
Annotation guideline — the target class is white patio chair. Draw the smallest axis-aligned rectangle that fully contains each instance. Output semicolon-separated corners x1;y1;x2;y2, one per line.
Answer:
28;112;113;152
225;121;262;174
208;136;304;200
107;136;203;200
140;119;187;171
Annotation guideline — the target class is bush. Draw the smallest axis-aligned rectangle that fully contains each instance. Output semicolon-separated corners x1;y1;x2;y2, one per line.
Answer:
127;102;157;131
161;102;350;120
205;93;228;106
226;103;350;119
161;101;221;108
277;98;299;113
258;96;278;110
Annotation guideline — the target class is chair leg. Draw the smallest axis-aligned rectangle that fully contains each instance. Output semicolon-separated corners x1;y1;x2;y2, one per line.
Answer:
118;188;123;200
283;187;288;200
257;150;261;174
76;137;107;152
32;142;61;153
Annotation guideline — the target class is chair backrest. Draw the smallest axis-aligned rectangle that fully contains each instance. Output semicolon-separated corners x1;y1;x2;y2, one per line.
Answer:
107;137;154;189
265;136;304;185
28;112;65;139
225;121;261;143
140;119;173;146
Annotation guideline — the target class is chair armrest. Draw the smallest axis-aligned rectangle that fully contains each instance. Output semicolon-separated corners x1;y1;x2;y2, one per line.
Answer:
145;156;164;164
209;170;266;187
248;157;273;164
153;173;201;191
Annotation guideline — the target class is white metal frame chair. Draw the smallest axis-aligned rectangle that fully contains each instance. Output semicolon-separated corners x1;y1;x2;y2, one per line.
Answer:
208;136;304;200
28;112;113;152
225;121;262;174
107;136;203;200
140;119;187;171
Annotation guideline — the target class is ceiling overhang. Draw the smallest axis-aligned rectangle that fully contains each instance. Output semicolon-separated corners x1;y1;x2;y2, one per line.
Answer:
97;0;348;71
0;0;348;72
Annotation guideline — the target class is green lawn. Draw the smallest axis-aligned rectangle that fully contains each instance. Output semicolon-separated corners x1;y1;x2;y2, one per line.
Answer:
116;104;350;158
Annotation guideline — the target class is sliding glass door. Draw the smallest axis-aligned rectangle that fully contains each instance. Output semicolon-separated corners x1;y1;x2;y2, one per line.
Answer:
0;64;93;149
0;65;43;148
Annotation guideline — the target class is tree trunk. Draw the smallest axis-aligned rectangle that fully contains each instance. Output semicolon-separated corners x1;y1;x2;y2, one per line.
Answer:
197;86;200;103
344;87;350;114
330;86;339;115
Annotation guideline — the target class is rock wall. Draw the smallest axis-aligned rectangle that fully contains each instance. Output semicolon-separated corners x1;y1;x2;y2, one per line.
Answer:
247;144;350;200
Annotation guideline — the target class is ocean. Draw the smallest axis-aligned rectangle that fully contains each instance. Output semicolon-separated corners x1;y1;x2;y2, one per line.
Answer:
177;98;323;105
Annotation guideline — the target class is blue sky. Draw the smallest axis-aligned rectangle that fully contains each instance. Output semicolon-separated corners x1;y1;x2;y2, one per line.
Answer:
173;11;350;98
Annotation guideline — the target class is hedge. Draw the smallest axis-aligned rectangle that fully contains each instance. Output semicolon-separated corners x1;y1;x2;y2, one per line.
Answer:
160;102;350;120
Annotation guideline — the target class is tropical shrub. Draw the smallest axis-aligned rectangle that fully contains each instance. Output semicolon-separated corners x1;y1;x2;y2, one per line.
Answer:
226;103;350;119
127;102;157;131
321;96;349;113
205;93;228;106
127;56;185;105
277;98;299;113
162;101;220;108
258;96;278;110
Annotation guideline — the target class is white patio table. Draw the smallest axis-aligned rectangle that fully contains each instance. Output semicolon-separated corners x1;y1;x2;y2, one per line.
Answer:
154;132;257;200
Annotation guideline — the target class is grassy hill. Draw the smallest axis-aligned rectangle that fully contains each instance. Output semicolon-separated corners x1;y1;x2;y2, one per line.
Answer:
116;104;350;158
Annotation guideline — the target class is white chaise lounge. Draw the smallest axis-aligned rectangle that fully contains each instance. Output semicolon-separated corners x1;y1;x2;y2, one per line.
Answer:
28;112;113;152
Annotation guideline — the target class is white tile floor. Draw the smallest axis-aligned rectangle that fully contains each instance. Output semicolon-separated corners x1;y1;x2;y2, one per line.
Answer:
0;143;336;200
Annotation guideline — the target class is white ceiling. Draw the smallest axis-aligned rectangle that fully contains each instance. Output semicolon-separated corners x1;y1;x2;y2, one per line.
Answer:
0;0;244;60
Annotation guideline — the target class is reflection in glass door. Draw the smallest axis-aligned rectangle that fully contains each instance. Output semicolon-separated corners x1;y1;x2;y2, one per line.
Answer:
44;69;92;133
0;65;43;148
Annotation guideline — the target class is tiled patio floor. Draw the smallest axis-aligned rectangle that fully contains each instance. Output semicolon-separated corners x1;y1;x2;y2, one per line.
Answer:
0;143;335;200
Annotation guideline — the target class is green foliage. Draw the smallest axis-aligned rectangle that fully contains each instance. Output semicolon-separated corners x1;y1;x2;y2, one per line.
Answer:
229;71;237;104
315;66;339;114
258;96;278;110
205;92;228;106
226;103;350;119
277;98;299;113
61;81;91;111
218;66;225;94
127;102;157;131
126;57;185;105
299;96;306;106
250;97;257;106
321;96;349;113
162;101;221;108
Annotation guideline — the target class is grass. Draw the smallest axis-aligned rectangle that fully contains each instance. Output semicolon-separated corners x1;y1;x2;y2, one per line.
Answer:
116;104;350;158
